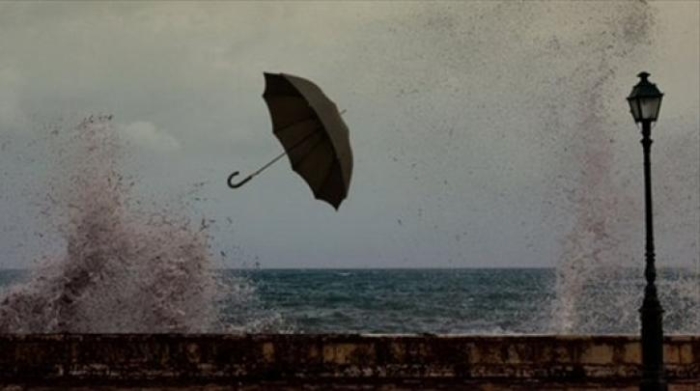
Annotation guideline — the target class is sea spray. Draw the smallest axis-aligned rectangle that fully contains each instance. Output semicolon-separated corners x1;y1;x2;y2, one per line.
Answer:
545;2;699;334
0;116;260;333
542;2;654;334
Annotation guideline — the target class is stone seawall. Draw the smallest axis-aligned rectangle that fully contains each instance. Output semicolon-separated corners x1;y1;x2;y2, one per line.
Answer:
1;334;699;390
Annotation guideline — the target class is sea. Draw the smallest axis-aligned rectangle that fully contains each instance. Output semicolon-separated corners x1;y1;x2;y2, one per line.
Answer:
224;268;555;334
2;268;697;335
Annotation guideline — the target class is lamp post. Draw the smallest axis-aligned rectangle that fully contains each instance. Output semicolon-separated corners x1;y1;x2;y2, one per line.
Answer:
627;72;666;391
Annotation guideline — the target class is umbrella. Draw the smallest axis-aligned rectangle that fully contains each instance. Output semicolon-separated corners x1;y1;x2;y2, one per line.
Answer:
227;73;353;210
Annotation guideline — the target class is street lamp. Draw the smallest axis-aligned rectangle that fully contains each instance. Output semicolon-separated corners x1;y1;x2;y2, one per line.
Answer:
627;72;666;391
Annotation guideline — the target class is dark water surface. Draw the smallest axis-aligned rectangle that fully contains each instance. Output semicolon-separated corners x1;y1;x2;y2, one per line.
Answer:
227;268;555;334
3;268;698;334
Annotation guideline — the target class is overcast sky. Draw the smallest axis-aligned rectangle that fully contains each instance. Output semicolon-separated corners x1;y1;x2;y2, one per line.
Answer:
0;1;698;269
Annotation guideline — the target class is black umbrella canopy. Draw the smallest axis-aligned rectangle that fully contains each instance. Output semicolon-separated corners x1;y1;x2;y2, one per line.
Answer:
228;73;353;210
263;73;352;209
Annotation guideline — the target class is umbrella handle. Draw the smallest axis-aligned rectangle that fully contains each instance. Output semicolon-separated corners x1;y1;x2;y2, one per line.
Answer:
227;171;253;189
227;150;290;190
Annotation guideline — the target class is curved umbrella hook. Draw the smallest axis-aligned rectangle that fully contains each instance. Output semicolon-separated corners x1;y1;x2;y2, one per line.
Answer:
227;171;252;189
227;148;291;190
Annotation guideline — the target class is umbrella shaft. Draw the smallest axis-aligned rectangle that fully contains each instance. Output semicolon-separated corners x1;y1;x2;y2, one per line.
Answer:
252;130;321;178
252;150;287;177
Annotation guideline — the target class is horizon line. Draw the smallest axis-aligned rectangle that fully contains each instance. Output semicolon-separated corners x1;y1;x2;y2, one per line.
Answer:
2;265;693;271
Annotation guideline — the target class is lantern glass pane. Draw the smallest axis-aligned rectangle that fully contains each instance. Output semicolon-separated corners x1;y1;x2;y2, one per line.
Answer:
628;98;642;122
640;96;662;121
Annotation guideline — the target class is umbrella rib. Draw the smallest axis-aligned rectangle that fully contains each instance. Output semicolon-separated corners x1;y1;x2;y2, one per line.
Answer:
286;126;323;154
290;135;326;169
316;161;336;199
274;115;319;134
